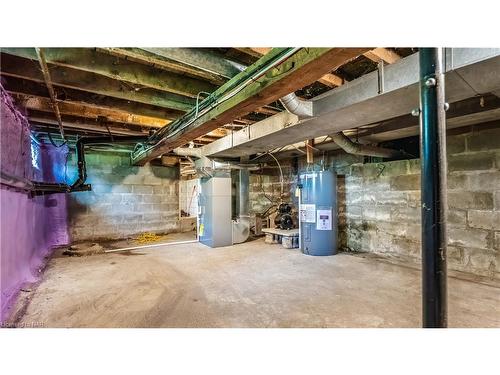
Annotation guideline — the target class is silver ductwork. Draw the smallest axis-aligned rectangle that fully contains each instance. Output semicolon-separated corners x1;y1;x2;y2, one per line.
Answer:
195;156;260;177
172;147;201;158
232;169;250;244
202;48;500;159
280;93;313;118
329;132;403;158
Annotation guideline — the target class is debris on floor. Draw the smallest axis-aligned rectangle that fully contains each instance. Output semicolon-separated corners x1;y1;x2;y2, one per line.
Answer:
62;243;105;257
135;232;164;244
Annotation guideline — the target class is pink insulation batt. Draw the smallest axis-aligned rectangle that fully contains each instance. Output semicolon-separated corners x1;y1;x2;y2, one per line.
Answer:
1;84;69;323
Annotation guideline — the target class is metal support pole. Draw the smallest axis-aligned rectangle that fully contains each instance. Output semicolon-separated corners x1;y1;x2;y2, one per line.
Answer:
419;48;448;328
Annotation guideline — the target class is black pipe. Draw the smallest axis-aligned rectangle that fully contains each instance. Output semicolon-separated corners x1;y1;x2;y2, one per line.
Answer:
31;182;90;196
419;48;448;328
71;135;146;190
26;135;146;196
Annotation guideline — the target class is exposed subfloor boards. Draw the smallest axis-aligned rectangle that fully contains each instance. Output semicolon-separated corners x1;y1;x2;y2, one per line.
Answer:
12;239;500;328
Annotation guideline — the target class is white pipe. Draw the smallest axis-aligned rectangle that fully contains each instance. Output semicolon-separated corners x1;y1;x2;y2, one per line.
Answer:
104;239;198;253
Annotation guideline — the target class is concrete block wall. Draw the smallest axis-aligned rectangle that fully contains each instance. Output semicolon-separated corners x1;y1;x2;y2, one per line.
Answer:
249;165;295;229
179;178;198;217
338;125;500;278
67;150;180;241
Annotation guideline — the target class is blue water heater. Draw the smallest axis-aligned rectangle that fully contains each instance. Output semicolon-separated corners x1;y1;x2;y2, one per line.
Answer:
299;170;337;256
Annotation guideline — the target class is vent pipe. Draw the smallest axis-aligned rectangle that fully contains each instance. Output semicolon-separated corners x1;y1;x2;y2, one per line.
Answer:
280;93;313;118
330;132;403;158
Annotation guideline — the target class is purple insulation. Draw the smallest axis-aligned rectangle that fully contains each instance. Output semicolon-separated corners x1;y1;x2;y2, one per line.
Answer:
1;85;69;323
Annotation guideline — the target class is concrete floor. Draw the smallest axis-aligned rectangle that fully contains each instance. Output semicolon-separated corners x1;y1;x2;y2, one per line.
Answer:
13;236;500;328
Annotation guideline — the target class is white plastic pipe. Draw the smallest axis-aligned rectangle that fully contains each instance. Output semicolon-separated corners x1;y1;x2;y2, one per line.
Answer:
104;239;198;253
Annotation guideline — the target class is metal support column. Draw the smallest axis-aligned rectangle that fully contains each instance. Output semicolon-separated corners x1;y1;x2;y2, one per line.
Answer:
419;48;448;328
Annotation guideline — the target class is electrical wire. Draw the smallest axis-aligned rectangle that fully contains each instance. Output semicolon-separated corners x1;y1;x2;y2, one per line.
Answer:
195;91;211;118
133;48;301;160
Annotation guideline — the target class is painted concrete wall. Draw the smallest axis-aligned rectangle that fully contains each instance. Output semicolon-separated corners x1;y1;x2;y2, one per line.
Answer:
338;124;500;278
0;86;69;323
66;151;180;241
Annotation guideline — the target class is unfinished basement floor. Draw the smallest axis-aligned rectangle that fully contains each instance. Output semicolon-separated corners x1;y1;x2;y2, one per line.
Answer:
11;237;500;328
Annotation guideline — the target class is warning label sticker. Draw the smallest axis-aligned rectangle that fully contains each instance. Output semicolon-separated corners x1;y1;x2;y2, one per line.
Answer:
299;204;316;223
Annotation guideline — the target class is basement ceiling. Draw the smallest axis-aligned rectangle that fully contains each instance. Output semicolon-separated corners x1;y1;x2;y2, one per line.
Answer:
0;47;414;153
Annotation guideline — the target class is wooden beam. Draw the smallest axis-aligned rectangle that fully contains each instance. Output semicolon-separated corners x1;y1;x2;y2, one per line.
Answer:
234;48;273;58
29;115;148;136
233;118;255;125
363;48;401;64
133;48;370;164
98;48;227;85
253;106;280;115
306;139;314;164
205;128;228;137
34;48;66;139
0;53;195;112
318;73;345;88
242;47;403;88
11;93;169;128
237;47;346;88
2;76;184;121
141;48;245;80
1;48;217;99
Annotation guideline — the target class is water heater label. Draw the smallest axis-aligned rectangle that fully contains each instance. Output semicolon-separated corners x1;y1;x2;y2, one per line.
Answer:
300;204;316;223
316;209;332;230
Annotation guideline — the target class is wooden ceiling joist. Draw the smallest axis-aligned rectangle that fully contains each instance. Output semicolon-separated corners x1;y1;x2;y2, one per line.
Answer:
3;76;184;121
11;93;169;128
363;48;401;64
234;48;273;58
236;47;347;88
34;48;66;138
1;48;217;99
254;106;280;115
29;114;148;136
0;54;195;112
238;47;402;88
140;48;245;80
98;48;227;86
318;73;345;88
133;47;370;164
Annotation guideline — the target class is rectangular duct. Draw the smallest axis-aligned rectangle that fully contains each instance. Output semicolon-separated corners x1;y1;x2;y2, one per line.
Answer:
202;48;500;159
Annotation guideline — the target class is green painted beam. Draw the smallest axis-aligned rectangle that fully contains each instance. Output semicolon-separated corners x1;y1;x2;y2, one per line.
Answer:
140;48;245;79
99;48;227;85
0;53;195;112
132;47;370;164
1;48;217;98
